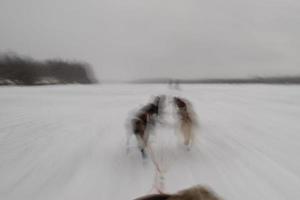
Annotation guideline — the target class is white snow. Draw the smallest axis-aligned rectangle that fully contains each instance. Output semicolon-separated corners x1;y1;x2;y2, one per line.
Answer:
0;84;300;200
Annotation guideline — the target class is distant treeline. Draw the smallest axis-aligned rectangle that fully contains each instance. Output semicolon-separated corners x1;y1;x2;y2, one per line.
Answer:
0;54;97;85
132;76;300;84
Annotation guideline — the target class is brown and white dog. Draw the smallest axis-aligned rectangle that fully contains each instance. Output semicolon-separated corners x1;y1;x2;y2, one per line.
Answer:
173;97;197;148
131;112;149;158
129;96;165;158
134;185;221;200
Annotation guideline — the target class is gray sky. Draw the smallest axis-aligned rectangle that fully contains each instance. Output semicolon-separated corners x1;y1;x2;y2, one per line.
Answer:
1;0;300;81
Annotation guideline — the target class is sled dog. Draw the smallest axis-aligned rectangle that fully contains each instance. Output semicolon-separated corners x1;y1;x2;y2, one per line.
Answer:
173;97;197;147
130;96;165;158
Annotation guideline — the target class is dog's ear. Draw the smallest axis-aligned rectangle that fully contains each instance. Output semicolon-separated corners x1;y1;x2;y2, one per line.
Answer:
134;194;171;200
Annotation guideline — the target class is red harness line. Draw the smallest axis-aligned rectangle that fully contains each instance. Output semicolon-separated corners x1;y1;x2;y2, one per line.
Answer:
145;143;166;194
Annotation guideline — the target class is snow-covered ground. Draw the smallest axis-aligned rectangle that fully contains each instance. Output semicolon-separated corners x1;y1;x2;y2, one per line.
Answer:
0;84;300;200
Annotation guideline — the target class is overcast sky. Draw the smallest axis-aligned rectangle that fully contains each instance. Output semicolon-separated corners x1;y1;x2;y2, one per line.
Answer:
1;0;300;81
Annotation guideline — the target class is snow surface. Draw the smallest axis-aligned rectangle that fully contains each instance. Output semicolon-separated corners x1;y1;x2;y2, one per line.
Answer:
0;84;300;200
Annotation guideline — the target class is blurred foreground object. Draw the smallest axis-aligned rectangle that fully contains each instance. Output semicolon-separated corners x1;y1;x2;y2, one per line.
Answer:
135;185;221;200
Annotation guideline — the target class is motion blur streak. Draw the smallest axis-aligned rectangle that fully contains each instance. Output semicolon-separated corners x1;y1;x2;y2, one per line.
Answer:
0;84;300;200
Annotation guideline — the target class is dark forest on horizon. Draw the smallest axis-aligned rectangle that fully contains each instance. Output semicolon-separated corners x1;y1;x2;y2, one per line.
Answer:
1;53;300;85
131;76;300;85
0;53;97;85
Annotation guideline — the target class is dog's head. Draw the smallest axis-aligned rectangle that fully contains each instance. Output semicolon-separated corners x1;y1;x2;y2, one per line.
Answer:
173;97;187;110
154;95;166;113
142;102;160;116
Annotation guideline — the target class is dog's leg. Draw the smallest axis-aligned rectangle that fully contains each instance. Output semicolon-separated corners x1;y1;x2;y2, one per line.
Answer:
181;122;193;151
141;148;147;159
136;135;147;159
126;132;132;154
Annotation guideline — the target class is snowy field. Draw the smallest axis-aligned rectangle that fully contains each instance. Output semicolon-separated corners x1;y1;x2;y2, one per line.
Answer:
0;84;300;200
